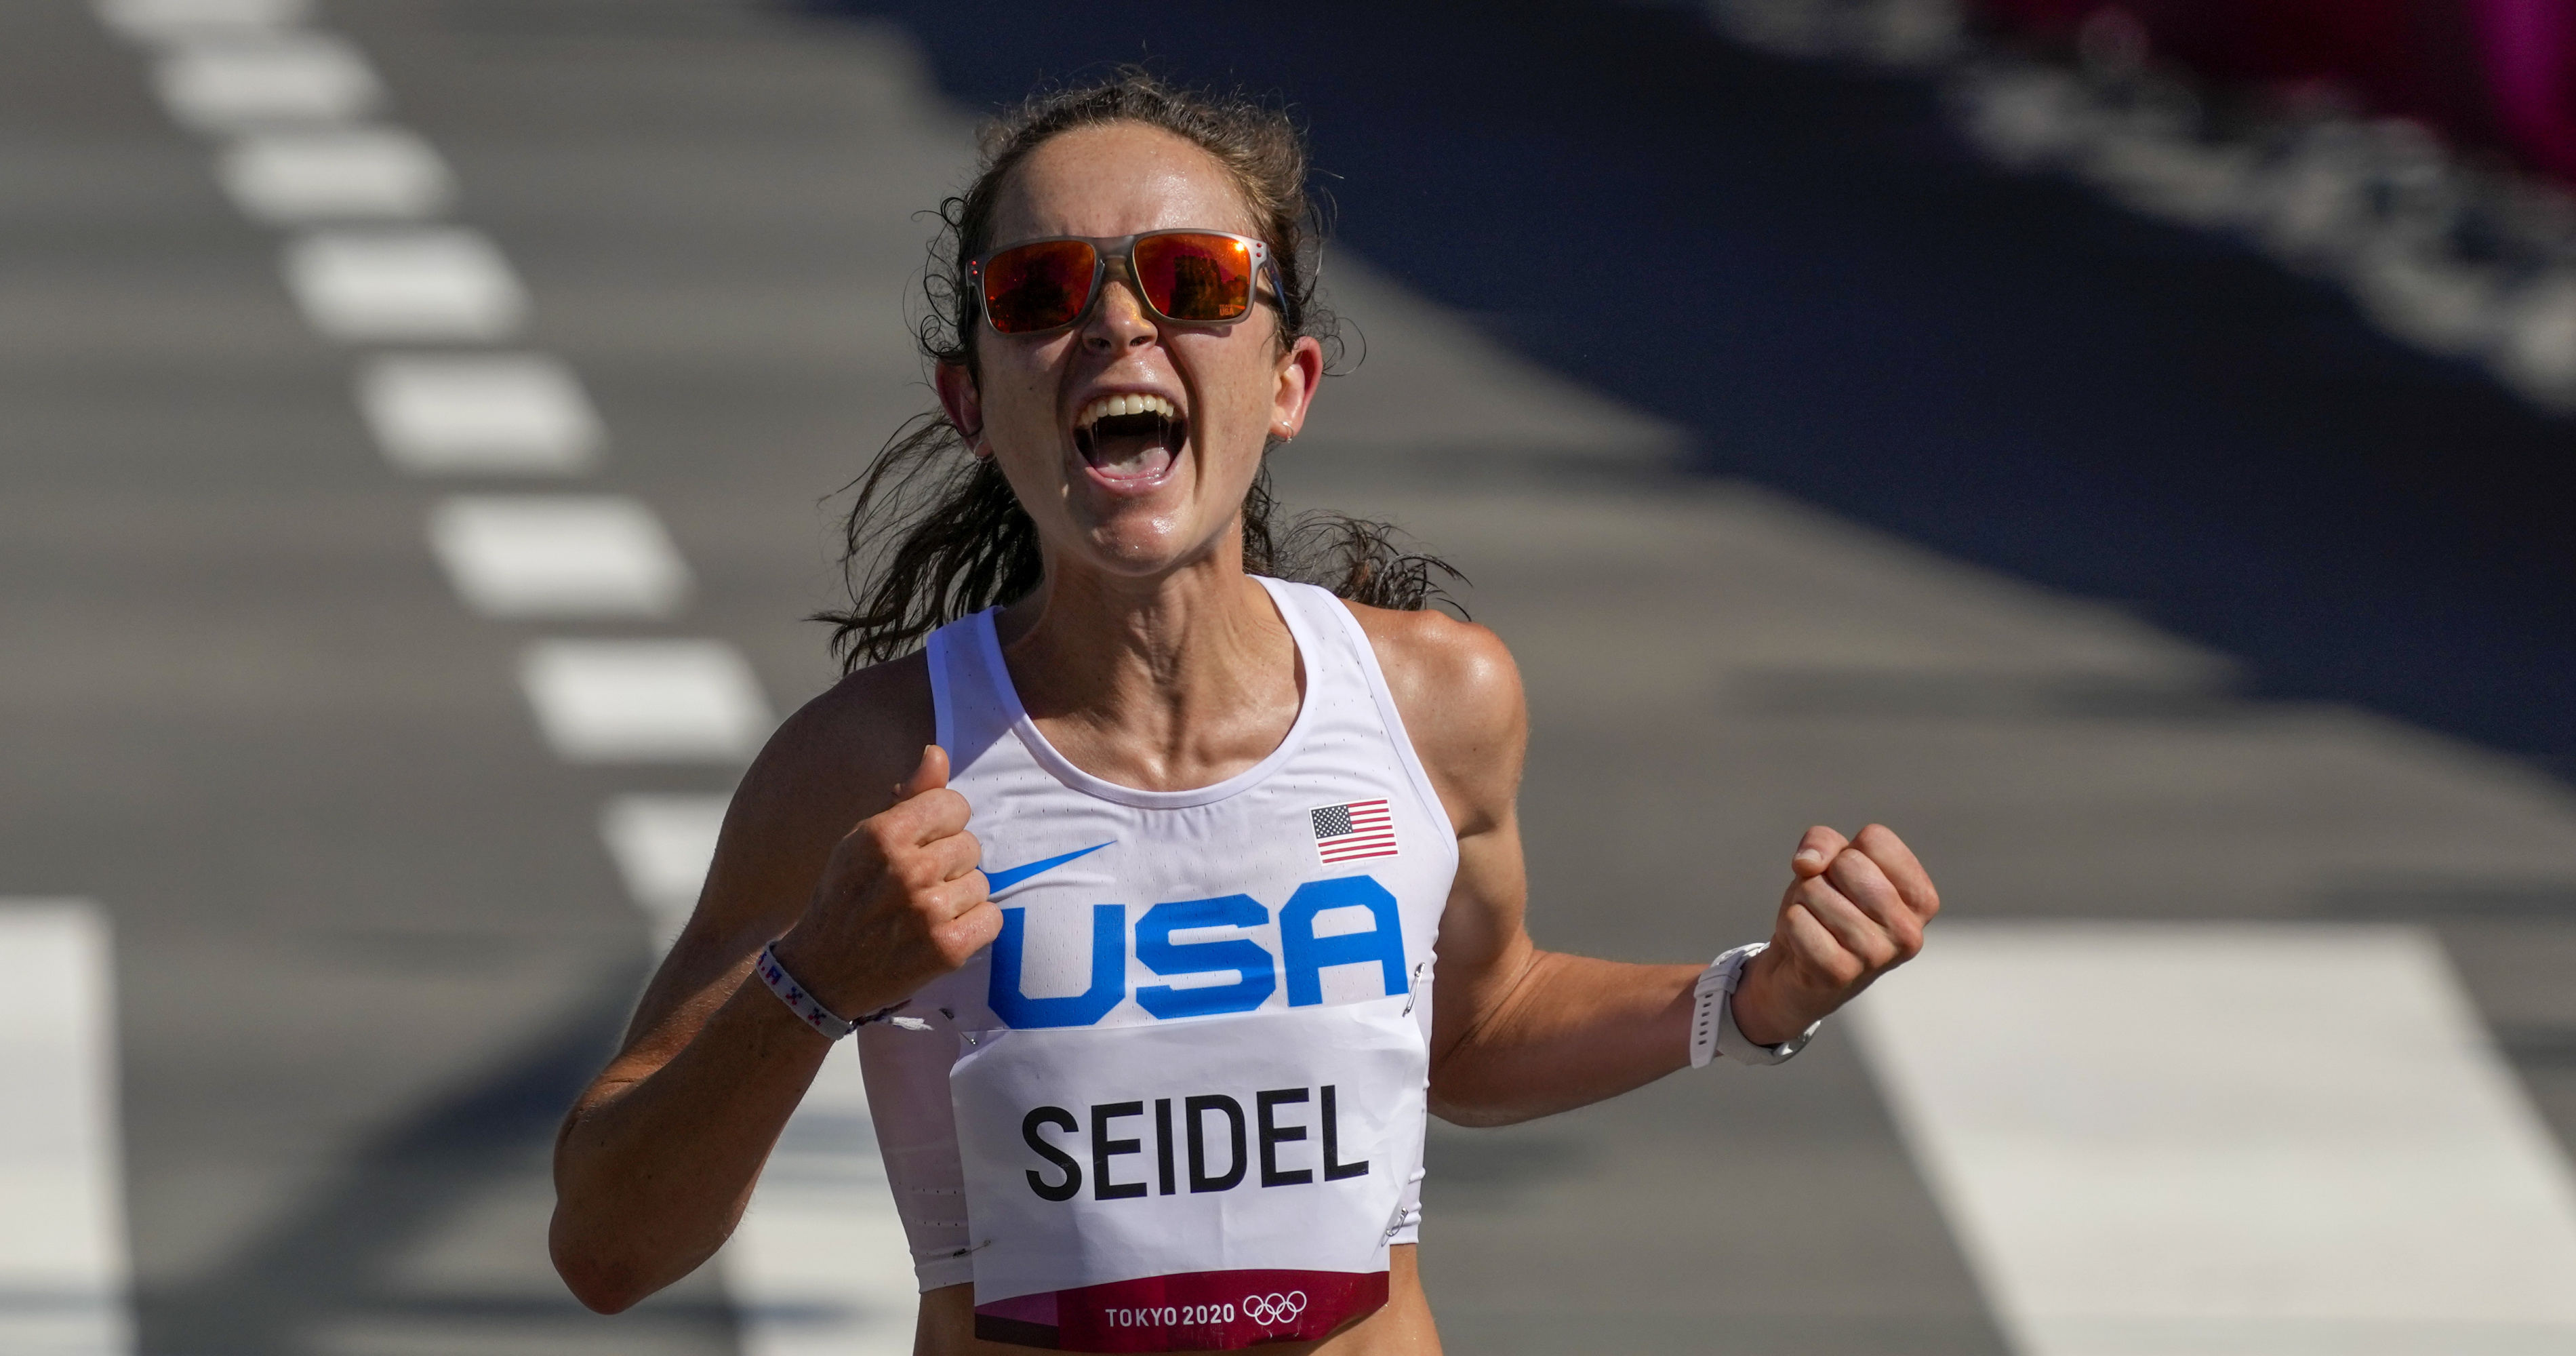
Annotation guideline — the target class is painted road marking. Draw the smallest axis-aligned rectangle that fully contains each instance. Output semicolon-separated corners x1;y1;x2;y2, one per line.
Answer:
356;354;602;475
725;1045;917;1356
0;900;132;1356
152;33;379;130
98;5;900;1351
519;640;772;764
599;794;729;947
219;127;452;222
430;496;689;619
96;0;308;42
283;229;525;340
1851;923;2576;1355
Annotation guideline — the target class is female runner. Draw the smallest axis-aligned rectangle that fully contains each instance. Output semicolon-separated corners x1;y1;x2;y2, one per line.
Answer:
550;73;1940;1355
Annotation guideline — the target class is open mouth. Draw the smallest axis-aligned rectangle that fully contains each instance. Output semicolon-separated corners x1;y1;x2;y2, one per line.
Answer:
1072;393;1185;483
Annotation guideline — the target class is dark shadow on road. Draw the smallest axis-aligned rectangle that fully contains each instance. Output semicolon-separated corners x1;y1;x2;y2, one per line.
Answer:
807;0;2576;778
136;965;735;1355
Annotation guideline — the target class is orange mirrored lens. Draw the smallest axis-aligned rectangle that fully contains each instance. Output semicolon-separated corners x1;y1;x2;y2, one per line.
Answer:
982;239;1095;334
1134;233;1253;322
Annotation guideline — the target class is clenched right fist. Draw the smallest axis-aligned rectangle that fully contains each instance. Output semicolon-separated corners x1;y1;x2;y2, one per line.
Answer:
768;744;997;1022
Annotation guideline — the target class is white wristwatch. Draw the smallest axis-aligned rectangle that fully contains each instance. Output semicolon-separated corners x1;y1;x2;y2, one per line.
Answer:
1689;942;1819;1068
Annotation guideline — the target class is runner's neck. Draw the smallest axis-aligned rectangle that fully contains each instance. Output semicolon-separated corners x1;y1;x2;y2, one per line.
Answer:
998;567;1302;794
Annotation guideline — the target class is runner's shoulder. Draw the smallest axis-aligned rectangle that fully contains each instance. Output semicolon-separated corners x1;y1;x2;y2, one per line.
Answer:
729;650;935;848
1338;600;1527;787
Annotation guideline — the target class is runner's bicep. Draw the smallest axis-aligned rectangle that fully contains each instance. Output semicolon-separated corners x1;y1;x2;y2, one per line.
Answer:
1426;807;1536;1060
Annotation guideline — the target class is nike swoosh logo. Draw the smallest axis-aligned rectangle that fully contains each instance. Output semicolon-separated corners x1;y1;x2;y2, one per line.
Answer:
982;841;1112;895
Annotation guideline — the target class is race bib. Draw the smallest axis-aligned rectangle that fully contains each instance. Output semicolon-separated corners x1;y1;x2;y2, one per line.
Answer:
950;996;1427;1351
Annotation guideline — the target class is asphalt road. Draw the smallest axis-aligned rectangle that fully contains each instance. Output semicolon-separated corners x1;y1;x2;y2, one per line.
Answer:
7;2;2576;1353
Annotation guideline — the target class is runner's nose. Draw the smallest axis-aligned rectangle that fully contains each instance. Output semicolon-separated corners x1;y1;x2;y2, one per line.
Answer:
1083;262;1156;351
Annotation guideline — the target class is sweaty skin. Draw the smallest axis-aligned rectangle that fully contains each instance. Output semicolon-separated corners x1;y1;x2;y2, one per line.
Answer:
547;121;1939;1355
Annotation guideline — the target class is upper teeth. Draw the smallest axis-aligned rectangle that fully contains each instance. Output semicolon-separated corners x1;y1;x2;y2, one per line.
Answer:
1079;393;1176;427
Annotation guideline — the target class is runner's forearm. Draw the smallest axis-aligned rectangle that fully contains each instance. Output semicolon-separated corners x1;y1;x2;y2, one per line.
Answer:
1426;951;1702;1126
549;978;832;1313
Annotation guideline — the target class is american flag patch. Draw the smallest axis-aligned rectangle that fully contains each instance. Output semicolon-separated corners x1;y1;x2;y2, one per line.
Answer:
1310;799;1398;864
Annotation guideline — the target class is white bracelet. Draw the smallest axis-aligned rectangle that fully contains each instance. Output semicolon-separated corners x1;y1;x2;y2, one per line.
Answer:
1689;942;1819;1068
756;942;856;1041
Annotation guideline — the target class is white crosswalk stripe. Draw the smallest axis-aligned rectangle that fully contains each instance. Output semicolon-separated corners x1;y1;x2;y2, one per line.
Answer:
151;33;380;129
283;229;526;341
430;496;690;619
218;127;454;222
94;0;308;43
519;639;773;763
1853;923;2576;1356
356;354;603;475
599;793;730;945
0;901;133;1356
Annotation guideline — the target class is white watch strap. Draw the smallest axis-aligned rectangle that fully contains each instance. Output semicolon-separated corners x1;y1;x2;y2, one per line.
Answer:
1690;942;1819;1068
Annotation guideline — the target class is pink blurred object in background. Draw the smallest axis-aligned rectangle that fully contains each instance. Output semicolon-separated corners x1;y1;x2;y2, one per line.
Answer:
1974;0;2576;183
2476;0;2576;179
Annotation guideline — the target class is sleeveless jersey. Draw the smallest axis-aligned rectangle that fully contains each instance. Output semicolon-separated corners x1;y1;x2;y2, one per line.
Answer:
854;577;1458;1352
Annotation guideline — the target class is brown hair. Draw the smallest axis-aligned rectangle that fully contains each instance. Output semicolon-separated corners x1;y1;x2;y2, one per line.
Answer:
815;70;1458;670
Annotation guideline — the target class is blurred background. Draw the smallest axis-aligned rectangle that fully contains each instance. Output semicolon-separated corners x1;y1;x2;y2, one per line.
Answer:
7;0;2576;1353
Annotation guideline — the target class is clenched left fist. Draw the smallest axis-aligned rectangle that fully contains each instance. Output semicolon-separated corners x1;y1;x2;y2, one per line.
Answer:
1729;824;1939;1046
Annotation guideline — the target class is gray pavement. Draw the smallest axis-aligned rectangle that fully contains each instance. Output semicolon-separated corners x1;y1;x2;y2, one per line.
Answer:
7;1;2576;1353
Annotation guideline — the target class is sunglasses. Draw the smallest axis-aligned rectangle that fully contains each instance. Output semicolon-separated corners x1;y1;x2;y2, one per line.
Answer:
969;230;1287;336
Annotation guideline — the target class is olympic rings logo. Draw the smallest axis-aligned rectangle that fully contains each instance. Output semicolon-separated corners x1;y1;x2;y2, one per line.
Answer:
1241;1292;1307;1327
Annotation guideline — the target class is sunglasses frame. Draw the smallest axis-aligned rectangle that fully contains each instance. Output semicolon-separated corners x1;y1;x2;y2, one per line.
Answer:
967;229;1287;336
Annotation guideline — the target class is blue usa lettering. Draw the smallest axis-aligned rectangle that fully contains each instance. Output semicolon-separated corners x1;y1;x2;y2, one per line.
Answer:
1135;894;1275;1019
1277;876;1407;1008
988;904;1126;1029
990;876;1404;1029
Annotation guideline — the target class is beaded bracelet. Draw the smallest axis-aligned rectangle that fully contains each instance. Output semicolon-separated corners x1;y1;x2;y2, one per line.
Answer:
755;942;856;1041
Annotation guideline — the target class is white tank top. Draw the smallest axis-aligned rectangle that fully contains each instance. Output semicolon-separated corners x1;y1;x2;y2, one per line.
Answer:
855;577;1458;1352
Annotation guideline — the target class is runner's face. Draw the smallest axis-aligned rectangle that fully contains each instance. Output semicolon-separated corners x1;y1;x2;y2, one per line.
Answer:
951;123;1321;582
